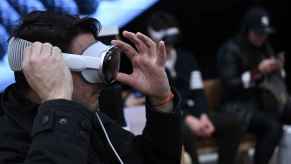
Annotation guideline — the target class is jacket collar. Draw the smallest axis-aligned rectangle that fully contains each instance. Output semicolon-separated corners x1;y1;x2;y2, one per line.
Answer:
1;84;114;133
1;84;38;133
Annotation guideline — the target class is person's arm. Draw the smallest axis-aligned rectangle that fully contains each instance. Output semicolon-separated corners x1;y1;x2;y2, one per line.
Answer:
184;52;208;117
190;89;208;116
11;41;92;164
134;91;181;164
112;31;182;163
188;65;208;117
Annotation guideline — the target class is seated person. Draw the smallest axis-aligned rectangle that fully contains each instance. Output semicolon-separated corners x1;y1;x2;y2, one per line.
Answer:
217;7;291;164
0;11;182;164
147;11;241;164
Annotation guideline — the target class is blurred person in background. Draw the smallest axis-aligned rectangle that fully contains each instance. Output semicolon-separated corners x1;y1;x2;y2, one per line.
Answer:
147;11;241;164
0;10;182;164
217;6;291;164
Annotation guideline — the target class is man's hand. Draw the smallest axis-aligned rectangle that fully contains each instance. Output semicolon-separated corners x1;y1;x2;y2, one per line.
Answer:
199;114;215;137
258;58;280;74
22;42;73;102
112;31;172;108
185;115;215;137
185;115;203;136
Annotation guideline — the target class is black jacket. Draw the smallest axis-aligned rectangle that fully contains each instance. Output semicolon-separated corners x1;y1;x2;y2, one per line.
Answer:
0;84;182;164
217;36;275;102
217;36;277;127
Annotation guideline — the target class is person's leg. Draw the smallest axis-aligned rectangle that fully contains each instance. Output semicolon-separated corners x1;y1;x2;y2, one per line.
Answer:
280;98;291;124
248;111;283;164
182;124;200;164
211;112;242;164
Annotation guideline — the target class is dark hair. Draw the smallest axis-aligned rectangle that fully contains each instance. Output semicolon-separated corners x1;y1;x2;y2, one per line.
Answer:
11;10;101;90
147;11;179;31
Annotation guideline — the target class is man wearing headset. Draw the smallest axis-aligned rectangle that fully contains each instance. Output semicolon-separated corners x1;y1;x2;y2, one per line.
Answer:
0;11;181;164
147;11;241;164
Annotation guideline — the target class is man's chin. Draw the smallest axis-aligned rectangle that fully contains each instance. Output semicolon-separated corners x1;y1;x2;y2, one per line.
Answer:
72;97;98;112
83;97;98;112
87;102;98;112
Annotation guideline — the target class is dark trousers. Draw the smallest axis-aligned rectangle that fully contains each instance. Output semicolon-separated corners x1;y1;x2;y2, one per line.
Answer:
247;111;282;164
183;112;242;164
246;99;291;164
183;100;291;164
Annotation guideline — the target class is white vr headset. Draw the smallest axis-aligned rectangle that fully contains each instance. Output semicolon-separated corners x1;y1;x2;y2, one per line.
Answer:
148;27;180;42
8;37;121;84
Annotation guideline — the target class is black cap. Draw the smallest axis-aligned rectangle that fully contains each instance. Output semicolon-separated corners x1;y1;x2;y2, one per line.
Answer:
242;7;274;35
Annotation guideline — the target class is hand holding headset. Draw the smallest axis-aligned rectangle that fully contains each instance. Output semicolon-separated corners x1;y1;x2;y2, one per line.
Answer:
8;37;121;84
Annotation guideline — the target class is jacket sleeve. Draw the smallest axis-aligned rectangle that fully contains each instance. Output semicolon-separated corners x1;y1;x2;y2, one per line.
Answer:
189;89;208;117
188;57;208;117
176;51;208;117
136;91;182;164
24;100;94;164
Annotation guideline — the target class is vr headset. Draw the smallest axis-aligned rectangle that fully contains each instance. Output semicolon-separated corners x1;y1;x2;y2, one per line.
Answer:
7;37;120;84
148;27;180;45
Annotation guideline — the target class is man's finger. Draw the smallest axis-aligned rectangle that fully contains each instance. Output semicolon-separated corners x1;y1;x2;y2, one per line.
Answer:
52;46;62;61
123;31;147;54
111;40;137;60
22;46;32;70
22;47;34;87
136;32;156;49
156;41;167;66
116;72;134;86
31;42;42;58
136;32;156;58
41;43;53;57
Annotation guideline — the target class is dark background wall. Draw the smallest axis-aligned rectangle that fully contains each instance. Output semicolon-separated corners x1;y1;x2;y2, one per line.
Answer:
122;0;290;88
